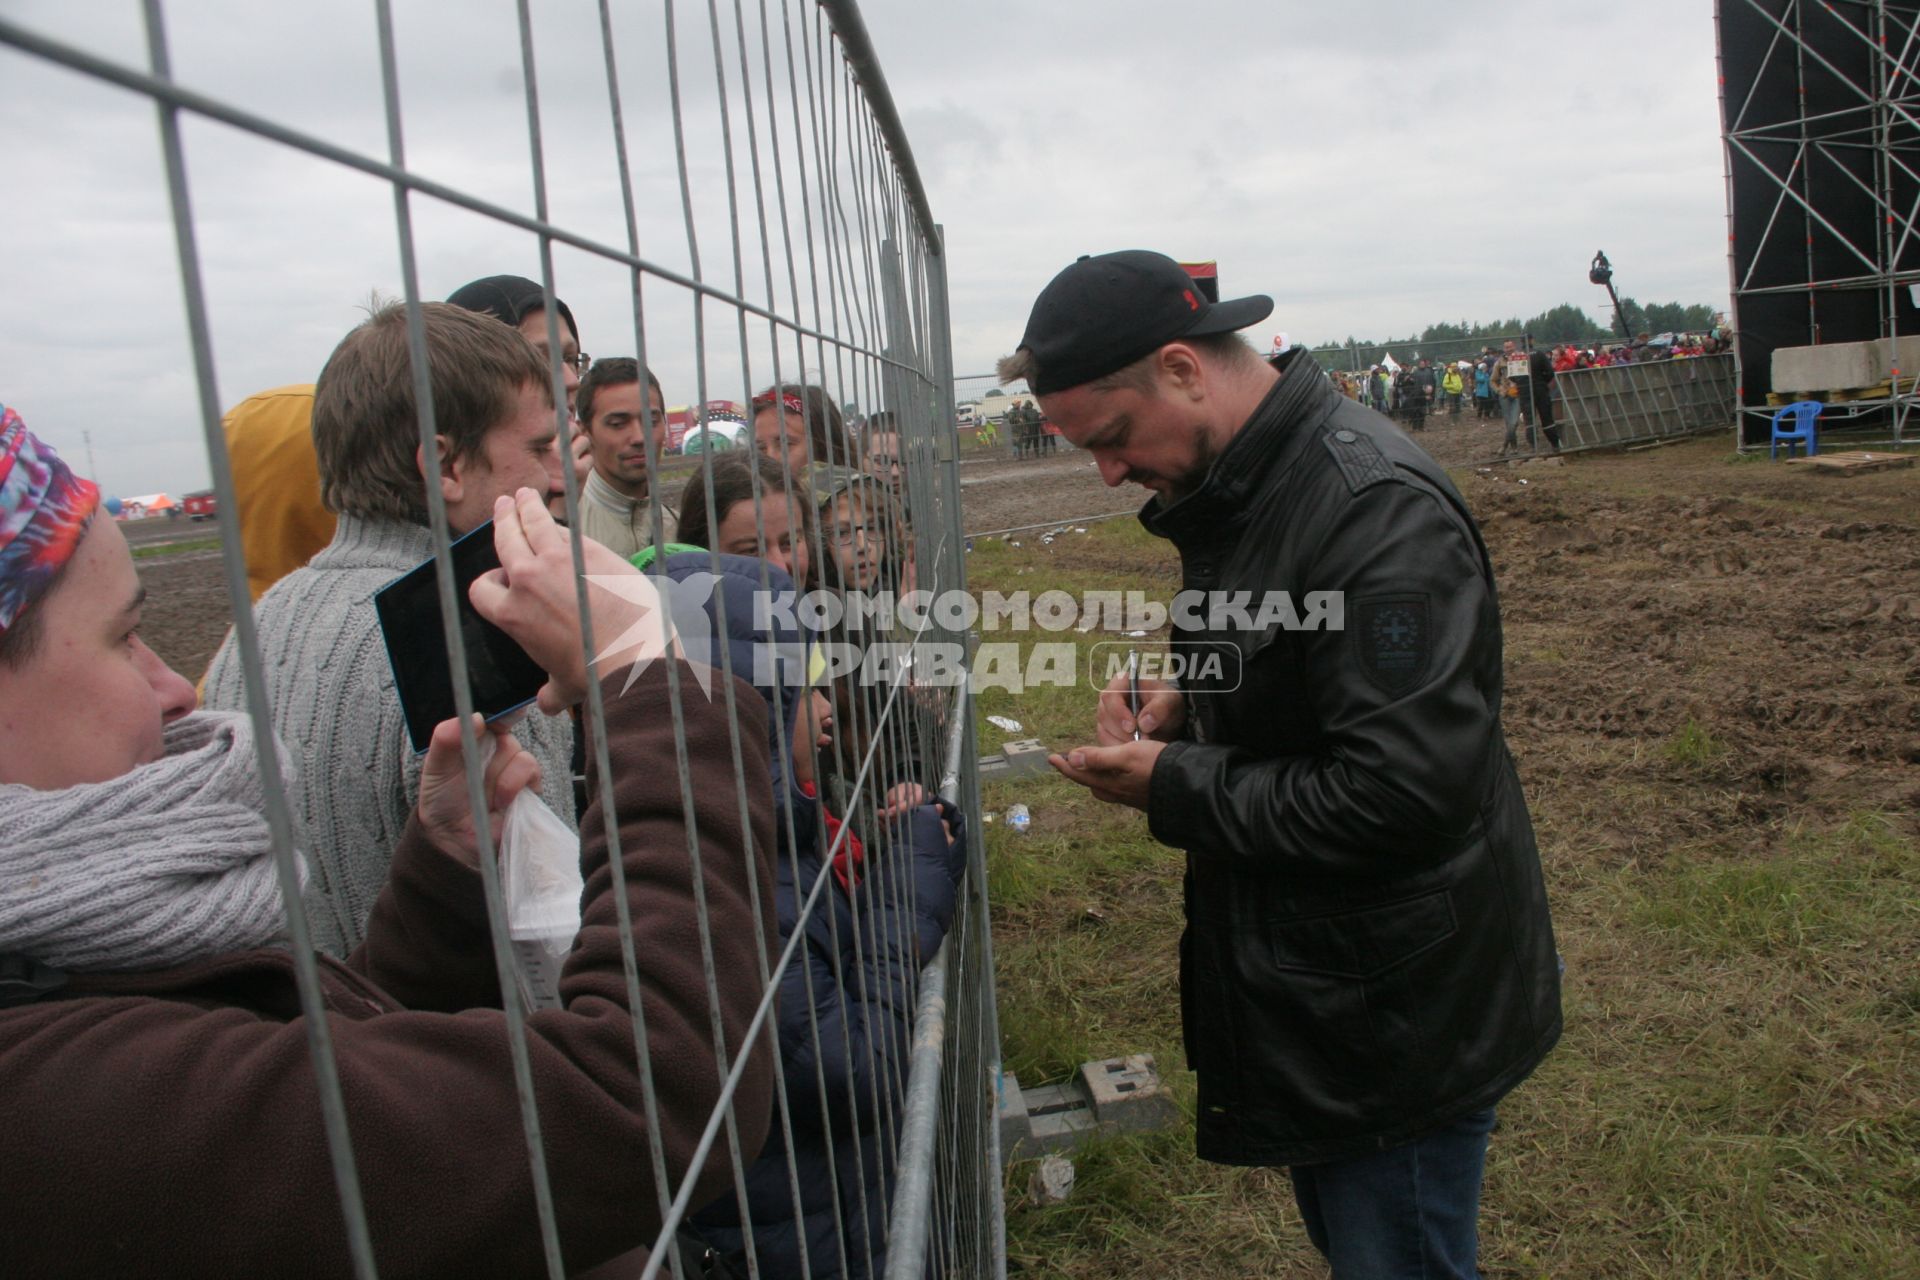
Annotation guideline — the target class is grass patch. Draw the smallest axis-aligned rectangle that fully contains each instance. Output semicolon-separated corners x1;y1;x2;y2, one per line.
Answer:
130;537;221;559
1661;718;1727;767
1634;813;1916;960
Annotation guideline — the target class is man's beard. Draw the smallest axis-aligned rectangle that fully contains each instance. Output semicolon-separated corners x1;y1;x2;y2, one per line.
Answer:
1162;433;1221;503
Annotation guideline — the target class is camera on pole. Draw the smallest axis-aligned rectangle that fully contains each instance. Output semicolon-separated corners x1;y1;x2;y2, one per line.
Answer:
1590;250;1631;340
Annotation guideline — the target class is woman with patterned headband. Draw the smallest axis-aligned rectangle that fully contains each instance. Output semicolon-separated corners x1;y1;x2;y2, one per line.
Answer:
0;408;778;1277
751;382;859;495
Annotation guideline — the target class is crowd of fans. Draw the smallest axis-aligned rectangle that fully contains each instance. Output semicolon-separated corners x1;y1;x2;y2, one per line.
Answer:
0;274;959;1279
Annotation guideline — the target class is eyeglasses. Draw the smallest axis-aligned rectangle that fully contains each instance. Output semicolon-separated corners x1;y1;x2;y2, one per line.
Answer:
828;522;874;547
560;351;591;374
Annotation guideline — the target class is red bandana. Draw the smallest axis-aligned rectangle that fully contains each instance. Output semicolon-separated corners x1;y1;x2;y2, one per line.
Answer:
753;391;808;420
798;781;866;892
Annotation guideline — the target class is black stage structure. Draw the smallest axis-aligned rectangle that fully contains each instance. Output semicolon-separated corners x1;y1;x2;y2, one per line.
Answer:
1718;0;1920;445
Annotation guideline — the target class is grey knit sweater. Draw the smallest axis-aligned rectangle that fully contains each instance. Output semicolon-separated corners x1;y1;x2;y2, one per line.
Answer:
202;514;576;956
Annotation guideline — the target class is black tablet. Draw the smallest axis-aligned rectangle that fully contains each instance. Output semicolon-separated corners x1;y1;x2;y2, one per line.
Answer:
374;520;548;754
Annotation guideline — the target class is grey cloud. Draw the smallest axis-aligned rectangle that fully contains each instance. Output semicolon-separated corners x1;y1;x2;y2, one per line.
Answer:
3;0;1730;498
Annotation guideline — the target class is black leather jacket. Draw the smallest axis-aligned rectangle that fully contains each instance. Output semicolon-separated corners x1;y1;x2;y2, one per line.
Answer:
1142;353;1561;1167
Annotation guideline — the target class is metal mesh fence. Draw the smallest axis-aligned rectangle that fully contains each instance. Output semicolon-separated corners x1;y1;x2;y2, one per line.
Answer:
1325;351;1737;462
1553;353;1738;450
0;2;1000;1276
950;374;1018;453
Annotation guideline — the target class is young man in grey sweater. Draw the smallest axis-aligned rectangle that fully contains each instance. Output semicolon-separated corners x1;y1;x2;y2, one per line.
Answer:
203;302;576;955
573;357;680;559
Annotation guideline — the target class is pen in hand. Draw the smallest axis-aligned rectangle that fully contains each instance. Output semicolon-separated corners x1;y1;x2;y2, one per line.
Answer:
1127;650;1142;742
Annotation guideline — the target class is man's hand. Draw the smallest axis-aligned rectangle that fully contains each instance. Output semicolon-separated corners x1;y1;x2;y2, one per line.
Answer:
417;716;543;866
879;782;928;825
1048;740;1167;811
1094;671;1184;746
469;488;670;713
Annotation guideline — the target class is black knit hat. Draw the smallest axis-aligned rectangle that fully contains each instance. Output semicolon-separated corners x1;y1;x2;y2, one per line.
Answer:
1016;250;1272;395
445;274;579;344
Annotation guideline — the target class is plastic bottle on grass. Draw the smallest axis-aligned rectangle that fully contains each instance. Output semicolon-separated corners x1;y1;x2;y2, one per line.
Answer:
1006;803;1031;833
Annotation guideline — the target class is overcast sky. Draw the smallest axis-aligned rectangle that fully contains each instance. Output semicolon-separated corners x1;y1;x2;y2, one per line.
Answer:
0;2;1728;498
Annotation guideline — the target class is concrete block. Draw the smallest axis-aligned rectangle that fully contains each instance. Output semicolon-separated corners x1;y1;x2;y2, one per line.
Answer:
978;739;1052;781
1002;739;1051;776
1001;1055;1184;1165
1020;1083;1097;1156
1773;336;1920;393
996;1069;1029;1165
1773;340;1879;393
1077;1054;1180;1134
1885;335;1920;377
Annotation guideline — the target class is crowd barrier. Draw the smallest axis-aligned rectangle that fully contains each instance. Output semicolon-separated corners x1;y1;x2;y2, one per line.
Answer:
0;1;1003;1275
1551;353;1738;450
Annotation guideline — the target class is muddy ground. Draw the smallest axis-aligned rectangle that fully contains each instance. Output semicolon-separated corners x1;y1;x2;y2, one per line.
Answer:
1476;445;1920;823
137;550;236;686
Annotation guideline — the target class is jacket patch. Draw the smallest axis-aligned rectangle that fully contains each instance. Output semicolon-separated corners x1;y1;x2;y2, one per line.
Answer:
1323;427;1395;493
1354;595;1430;694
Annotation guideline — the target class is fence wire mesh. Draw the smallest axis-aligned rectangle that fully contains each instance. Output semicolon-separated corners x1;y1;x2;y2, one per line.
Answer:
0;1;1001;1276
1553;354;1738;451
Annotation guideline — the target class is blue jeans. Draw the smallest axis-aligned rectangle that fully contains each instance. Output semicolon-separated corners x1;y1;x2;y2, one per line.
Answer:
1499;393;1521;447
1287;1106;1497;1279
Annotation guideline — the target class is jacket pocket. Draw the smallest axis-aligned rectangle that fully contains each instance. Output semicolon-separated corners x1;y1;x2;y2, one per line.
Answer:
1263;889;1457;980
1224;891;1461;1121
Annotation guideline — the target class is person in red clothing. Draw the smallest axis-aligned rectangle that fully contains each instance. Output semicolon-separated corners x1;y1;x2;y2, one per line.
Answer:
0;406;779;1280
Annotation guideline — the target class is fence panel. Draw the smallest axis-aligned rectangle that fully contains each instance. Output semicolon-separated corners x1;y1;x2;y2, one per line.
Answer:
0;2;1000;1276
1553;353;1738;451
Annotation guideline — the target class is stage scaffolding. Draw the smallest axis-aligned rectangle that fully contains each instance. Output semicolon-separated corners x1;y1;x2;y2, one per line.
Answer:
1717;0;1920;447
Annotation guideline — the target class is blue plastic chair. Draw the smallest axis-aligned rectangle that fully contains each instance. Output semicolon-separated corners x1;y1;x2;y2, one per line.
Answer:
1770;400;1822;458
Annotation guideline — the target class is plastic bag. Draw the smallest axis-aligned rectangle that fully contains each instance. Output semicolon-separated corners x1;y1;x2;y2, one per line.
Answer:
482;737;584;1010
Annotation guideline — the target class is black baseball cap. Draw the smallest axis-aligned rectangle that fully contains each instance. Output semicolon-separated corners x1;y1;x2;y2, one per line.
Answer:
1016;250;1273;395
445;274;579;344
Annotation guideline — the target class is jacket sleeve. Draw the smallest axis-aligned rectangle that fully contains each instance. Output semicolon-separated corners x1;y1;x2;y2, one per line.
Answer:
777;802;964;1138
0;659;780;1280
344;819;502;1013
1148;479;1503;878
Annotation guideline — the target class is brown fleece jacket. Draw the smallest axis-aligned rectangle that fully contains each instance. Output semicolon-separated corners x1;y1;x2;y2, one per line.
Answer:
0;660;778;1279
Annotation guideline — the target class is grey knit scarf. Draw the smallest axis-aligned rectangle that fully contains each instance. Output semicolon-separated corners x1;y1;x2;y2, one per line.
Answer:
0;712;305;972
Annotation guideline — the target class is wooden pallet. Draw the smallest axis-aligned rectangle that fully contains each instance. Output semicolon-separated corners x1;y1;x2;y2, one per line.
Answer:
1783;450;1917;473
1829;382;1895;403
1768;384;1895;406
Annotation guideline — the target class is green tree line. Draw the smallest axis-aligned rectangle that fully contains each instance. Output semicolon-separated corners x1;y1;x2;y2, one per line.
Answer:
1308;299;1719;371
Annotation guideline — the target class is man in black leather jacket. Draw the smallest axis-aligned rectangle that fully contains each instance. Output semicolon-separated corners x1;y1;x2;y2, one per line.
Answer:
999;251;1560;1279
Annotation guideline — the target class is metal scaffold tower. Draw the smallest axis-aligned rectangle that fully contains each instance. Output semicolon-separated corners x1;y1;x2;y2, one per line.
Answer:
1718;0;1920;444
